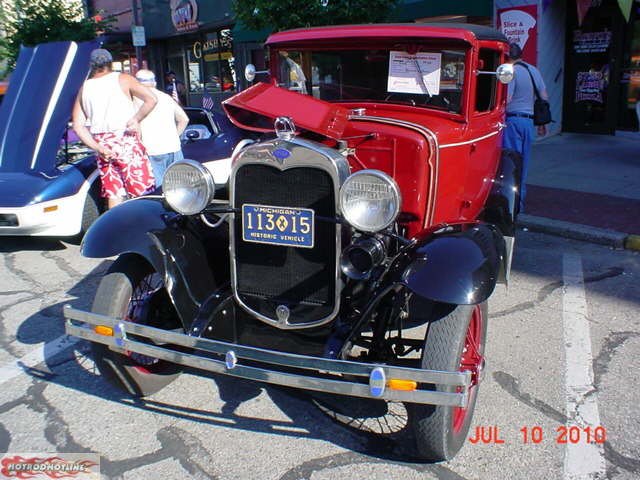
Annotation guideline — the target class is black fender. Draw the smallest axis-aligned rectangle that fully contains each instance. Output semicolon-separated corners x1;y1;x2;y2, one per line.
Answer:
81;197;229;330
481;148;522;237
394;223;505;305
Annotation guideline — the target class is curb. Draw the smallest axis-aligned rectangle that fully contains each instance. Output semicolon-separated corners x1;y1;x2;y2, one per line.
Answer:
517;214;637;250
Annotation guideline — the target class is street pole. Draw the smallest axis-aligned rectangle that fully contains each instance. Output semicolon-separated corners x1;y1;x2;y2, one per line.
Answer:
132;0;143;71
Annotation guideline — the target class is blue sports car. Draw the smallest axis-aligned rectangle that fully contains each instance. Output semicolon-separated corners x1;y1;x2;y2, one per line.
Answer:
0;40;245;237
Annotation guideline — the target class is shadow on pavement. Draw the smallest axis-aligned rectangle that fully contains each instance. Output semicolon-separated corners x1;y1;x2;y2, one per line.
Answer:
0;236;68;253
15;261;441;469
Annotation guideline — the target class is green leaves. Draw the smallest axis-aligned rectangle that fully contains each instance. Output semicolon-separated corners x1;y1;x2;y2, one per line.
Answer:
0;0;112;73
232;0;400;32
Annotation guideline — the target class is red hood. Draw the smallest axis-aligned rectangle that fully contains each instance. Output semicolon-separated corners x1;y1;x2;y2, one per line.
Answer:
222;83;350;139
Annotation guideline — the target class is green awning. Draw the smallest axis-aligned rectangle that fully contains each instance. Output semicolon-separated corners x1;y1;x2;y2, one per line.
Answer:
396;0;493;21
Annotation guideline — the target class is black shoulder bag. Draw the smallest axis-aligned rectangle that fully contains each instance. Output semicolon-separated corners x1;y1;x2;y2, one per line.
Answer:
520;63;552;126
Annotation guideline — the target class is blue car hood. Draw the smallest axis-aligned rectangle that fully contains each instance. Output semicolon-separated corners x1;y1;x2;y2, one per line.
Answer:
0;171;61;207
0;40;96;174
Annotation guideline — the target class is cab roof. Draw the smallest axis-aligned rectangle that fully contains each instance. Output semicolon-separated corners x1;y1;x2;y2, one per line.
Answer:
266;23;508;46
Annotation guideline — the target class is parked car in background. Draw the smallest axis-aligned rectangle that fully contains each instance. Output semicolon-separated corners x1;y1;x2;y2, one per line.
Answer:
65;24;518;461
0;41;245;238
181;106;246;185
0;41;100;237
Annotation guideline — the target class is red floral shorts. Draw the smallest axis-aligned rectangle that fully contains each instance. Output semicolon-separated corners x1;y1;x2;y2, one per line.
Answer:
94;132;155;199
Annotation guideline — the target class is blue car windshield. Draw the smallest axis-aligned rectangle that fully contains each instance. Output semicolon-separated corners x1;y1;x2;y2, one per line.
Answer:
276;48;466;113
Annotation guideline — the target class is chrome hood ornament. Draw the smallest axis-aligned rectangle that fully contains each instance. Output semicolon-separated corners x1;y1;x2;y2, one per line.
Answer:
274;116;296;141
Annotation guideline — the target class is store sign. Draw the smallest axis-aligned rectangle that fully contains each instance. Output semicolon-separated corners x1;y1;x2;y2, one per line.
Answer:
131;26;145;47
192;38;219;59
575;71;605;103
572;30;611;53
171;0;199;33
497;5;538;65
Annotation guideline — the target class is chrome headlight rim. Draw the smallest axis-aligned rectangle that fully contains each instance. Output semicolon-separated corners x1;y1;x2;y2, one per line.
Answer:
163;159;216;215
339;169;401;233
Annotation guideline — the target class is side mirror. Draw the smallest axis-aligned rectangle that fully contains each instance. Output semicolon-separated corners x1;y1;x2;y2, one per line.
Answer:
496;63;514;84
476;63;514;84
186;130;200;141
244;63;269;83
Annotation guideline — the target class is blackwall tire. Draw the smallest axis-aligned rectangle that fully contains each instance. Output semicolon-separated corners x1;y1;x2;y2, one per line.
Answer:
68;189;100;245
90;255;182;397
407;302;488;461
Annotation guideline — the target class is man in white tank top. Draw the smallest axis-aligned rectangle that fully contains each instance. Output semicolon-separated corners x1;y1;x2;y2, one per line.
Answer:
134;69;189;188
72;49;158;209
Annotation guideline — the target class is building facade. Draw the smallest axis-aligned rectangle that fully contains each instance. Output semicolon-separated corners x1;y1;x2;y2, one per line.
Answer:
136;0;495;108
495;0;640;134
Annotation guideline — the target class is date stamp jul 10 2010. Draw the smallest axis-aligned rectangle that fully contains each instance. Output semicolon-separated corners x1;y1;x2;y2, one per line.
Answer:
469;426;607;445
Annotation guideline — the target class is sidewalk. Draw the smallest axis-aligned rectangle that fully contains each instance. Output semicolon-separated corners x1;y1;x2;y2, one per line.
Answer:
520;131;640;249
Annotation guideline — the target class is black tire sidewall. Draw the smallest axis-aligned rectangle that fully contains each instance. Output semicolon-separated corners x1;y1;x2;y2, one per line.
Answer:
408;302;488;461
91;255;182;397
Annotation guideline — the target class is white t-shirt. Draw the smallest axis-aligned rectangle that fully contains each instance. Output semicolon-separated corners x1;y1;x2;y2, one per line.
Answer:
134;88;188;156
81;72;135;134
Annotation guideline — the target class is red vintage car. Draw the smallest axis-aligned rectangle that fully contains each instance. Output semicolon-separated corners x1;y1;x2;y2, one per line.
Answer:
65;23;518;461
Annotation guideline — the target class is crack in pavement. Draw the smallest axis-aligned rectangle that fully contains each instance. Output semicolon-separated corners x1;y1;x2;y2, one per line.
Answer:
2;253;46;292
493;371;640;475
15;378;219;480
0;422;10;452
41;251;83;280
278;451;470;480
102;426;219;480
592;331;640;390
490;267;624;319
0;293;40;358
591;331;640;477
493;371;567;424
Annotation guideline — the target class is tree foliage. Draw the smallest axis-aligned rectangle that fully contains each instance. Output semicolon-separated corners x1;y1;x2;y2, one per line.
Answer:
0;0;111;72
233;0;400;32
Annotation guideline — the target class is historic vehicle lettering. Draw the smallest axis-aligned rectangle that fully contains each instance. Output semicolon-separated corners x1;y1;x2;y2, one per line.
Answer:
242;204;314;248
65;23;519;462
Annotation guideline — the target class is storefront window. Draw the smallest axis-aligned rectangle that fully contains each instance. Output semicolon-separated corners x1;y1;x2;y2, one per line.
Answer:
188;48;203;94
184;28;237;101
620;15;640;129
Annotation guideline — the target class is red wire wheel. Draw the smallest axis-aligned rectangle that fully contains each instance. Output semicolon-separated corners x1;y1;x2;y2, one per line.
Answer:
408;302;488;462
452;304;485;433
90;255;183;397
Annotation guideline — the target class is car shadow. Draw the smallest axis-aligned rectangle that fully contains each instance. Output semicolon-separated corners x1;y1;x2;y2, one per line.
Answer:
0;236;68;253
16;267;434;467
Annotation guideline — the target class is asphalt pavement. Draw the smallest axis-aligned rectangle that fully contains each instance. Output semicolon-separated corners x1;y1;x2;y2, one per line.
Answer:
0;231;639;480
523;131;640;250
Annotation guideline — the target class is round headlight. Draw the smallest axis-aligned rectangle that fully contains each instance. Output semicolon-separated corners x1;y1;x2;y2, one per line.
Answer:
339;170;401;232
163;160;215;215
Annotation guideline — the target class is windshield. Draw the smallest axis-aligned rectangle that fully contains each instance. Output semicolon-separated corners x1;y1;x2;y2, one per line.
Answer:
276;48;466;113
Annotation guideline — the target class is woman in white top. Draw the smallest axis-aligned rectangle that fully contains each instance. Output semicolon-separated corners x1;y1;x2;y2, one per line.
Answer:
72;49;158;209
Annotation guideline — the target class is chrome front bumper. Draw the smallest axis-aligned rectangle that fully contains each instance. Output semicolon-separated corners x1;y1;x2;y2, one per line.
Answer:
63;305;471;406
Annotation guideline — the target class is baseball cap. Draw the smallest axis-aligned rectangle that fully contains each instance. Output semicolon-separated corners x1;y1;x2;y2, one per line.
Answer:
89;48;113;67
135;69;156;84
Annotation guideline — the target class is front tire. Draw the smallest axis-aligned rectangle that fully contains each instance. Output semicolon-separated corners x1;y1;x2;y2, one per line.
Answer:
407;302;488;461
91;255;183;397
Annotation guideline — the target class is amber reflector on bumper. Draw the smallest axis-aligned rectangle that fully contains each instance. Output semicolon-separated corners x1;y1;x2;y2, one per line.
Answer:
387;379;417;391
43;205;58;213
94;325;114;336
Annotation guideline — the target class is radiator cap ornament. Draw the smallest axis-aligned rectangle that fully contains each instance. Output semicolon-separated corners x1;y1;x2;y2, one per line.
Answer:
276;304;290;323
274;116;296;141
